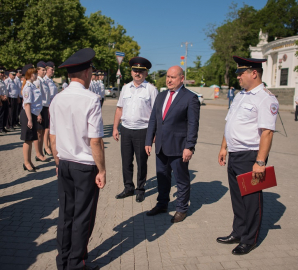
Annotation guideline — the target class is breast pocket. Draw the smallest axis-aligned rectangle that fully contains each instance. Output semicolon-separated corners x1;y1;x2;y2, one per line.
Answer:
237;102;256;121
122;93;132;106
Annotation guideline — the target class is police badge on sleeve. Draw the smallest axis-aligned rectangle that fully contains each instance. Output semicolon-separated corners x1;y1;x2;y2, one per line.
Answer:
270;103;278;115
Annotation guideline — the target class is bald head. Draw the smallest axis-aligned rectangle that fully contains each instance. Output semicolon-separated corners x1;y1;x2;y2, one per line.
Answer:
166;66;184;91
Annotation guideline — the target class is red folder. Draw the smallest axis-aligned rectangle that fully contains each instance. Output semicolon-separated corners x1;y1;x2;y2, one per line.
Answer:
236;166;277;196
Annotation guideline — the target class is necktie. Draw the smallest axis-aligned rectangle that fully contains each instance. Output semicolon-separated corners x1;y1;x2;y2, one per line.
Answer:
163;91;175;120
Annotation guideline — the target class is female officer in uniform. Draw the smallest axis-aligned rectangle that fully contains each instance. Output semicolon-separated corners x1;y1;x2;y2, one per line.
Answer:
20;64;43;172
33;61;51;162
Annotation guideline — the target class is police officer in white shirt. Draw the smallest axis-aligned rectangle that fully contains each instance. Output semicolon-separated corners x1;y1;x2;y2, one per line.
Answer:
113;57;158;203
4;69;20;130
62;82;68;90
98;70;105;106
15;67;23;125
50;48;105;270
217;56;279;255
0;66;9;135
89;69;98;94
44;61;58;102
34;61;51;161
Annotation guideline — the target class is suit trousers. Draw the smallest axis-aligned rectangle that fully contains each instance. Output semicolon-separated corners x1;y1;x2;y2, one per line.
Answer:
228;97;234;108
295;105;298;121
7;97;18;128
156;149;190;213
56;160;99;270
0;100;9;131
228;151;263;245
120;125;148;194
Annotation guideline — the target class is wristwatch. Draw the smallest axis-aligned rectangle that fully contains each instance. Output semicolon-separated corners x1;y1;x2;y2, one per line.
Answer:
255;160;265;166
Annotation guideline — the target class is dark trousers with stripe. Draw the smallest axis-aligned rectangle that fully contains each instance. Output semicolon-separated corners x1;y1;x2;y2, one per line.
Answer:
7;97;18;128
120;125;148;195
228;151;263;245
0;100;9;131
56;160;99;270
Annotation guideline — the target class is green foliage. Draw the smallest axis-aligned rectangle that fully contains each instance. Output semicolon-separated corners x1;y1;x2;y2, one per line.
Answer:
203;0;298;87
0;0;141;81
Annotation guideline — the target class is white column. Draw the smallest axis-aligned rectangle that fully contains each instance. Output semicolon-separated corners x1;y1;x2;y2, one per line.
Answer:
267;54;273;88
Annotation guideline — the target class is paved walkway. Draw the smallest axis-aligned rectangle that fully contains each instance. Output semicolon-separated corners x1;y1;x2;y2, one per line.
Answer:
0;98;297;270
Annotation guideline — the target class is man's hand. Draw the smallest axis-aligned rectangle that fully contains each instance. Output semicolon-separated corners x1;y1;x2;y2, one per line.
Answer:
182;149;193;162
145;146;152;156
113;129;119;141
218;148;227;166
252;163;265;180
56;167;58;177
95;171;106;189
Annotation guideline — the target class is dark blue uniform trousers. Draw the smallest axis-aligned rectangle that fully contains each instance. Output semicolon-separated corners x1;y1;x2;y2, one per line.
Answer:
228;151;263;245
156;150;190;213
56;160;99;270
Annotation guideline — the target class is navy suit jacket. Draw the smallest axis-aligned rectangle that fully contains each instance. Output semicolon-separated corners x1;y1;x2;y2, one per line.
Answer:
145;86;200;156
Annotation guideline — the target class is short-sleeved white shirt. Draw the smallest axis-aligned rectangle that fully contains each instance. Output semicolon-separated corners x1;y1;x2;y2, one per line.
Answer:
99;80;105;97
4;78;19;98
117;80;158;129
225;83;279;152
0;80;8;96
295;96;298;103
34;77;51;107
14;76;22;97
44;75;58;102
62;82;68;89
49;81;104;165
22;81;43;116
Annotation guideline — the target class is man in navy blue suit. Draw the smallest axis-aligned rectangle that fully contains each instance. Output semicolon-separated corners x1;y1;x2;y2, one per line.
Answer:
145;66;200;223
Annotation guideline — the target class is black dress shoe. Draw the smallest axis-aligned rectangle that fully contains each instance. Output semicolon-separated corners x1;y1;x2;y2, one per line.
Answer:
5;127;14;132
44;148;53;156
35;156;50;162
217;235;240;244
115;190;134;199
171;211;187;223
146;206;168;216
136;193;145;203
23;163;36;172
232;243;257;255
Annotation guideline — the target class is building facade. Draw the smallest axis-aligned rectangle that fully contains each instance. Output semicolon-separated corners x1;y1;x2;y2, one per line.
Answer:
249;30;298;106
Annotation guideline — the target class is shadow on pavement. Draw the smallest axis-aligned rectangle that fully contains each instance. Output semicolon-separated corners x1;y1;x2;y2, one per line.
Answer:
0;141;23;151
103;124;113;139
0;171;58;270
258;192;286;245
89;171;228;268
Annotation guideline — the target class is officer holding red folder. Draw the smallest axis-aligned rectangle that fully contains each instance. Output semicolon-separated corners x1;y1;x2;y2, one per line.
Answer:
217;56;279;255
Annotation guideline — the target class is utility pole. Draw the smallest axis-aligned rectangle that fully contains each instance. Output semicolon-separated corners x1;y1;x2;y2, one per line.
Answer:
181;42;192;85
108;42;116;87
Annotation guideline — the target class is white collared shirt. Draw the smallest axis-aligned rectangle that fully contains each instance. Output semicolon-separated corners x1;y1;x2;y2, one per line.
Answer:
34;76;51;107
22;81;43;116
14;76;22;97
117;80;158;129
49;81;104;165
0;79;8;96
4;77;19;98
44;75;58;102
225;83;279;152
162;85;183;114
99;80;105;97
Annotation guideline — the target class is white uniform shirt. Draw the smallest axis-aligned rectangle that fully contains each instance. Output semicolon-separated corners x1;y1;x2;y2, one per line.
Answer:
225;83;279;152
162;85;183;114
22;81;43;116
295;96;298;104
34;76;51;107
117;80;158;129
62;82;68;89
89;80;97;94
0;79;8;96
49;81;104;165
99;80;105;98
44;75;58;102
4;77;19;98
14;76;23;97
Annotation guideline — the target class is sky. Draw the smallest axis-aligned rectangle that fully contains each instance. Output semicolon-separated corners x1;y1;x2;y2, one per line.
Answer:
80;0;268;73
